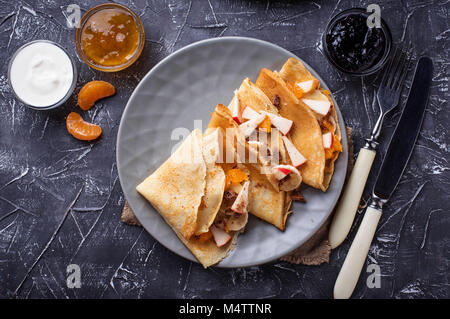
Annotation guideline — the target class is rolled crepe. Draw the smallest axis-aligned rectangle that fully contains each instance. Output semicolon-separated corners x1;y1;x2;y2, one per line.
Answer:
232;78;300;192
278;58;341;140
176;231;238;268
136;129;206;240
195;128;226;235
247;164;289;230
278;58;342;190
137;129;236;268
207;104;290;230
234;78;279;115
255;68;328;191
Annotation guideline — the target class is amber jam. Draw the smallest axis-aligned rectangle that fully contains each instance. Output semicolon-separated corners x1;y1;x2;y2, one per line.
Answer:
76;3;144;72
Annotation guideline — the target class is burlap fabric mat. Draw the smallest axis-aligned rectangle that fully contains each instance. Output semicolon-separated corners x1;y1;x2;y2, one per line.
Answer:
121;127;354;266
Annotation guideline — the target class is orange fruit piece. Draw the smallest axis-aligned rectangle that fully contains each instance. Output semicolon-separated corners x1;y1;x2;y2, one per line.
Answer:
78;80;116;111
286;82;304;99
66;112;102;141
258;115;271;133
325;134;342;160
197;230;213;242
225;168;248;190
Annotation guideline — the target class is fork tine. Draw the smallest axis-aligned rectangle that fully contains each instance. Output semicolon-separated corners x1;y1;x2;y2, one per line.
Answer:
393;50;411;91
390;50;407;88
386;48;404;88
381;47;399;87
392;42;412;90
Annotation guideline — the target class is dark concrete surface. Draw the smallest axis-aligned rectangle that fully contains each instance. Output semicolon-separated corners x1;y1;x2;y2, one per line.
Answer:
0;0;448;298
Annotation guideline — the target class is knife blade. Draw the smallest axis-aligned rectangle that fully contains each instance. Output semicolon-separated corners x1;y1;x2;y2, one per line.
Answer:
333;56;433;299
373;56;433;200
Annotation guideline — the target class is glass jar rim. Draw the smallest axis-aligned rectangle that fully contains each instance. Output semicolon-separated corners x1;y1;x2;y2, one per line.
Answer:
75;2;145;72
322;8;392;76
7;39;78;110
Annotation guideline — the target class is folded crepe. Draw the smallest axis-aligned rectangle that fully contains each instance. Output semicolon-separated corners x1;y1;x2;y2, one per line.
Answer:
232;79;288;185
207;103;292;230
233;77;279;115
255;59;342;191
136;129;239;268
247;163;292;230
279;58;342;189
135;57;341;267
255;69;326;190
195;128;226;235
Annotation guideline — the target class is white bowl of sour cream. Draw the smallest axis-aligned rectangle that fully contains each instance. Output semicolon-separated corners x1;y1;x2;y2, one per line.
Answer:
8;40;77;110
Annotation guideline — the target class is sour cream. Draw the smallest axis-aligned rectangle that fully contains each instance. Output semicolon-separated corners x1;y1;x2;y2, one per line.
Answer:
8;40;76;108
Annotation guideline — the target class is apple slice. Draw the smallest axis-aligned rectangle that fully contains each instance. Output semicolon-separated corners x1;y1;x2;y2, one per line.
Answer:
323;132;333;149
231;180;249;214
239;113;265;138
296;79;319;94
226;212;248;232
210;225;231;247
301;99;331;116
241;106;260;120
247;140;263;147
278;167;291;175
230;90;241;124
282;136;306;167
273;164;302;191
272;166;290;180
261;111;293;135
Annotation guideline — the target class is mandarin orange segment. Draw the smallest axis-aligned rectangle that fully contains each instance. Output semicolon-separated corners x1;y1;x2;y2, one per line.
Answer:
333;134;342;152
286;82;304;99
225;179;231;191
197;230;213;242
66;112;102;141
225;168;248;190
324;134;342;159
78;80;116;111
258;115;271;133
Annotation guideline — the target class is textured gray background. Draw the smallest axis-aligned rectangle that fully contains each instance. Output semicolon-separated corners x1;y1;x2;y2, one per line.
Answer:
0;0;448;299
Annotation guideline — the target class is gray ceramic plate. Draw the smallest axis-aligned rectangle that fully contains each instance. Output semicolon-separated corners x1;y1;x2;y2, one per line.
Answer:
117;37;348;268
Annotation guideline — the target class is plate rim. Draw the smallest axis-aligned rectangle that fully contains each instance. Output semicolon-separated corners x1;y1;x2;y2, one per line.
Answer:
117;36;348;268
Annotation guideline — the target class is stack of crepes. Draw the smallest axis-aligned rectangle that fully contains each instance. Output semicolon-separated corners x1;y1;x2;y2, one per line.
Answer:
136;58;342;267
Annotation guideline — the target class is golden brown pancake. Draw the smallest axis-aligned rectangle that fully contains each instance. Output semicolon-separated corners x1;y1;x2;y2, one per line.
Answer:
279;58;342;190
207;104;290;230
136;129;237;268
136;129;206;240
195;128;226;235
255;68;327;190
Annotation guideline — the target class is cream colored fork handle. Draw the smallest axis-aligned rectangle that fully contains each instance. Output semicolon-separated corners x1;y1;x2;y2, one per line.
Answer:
333;206;382;299
329;148;376;249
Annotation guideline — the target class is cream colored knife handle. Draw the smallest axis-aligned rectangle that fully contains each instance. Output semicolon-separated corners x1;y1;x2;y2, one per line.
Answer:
329;147;376;248
333;206;382;299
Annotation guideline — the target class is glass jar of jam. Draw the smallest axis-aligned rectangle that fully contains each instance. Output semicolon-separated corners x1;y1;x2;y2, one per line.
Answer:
75;3;145;72
323;8;392;76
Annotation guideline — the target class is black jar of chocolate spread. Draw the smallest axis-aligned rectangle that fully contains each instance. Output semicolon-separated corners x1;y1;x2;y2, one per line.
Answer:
323;8;392;76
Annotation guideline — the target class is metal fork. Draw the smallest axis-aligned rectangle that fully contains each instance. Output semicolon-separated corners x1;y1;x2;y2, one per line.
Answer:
367;47;411;148
329;47;411;249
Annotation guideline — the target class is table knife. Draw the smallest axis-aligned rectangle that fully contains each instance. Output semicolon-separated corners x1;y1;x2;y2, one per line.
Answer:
333;57;433;299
